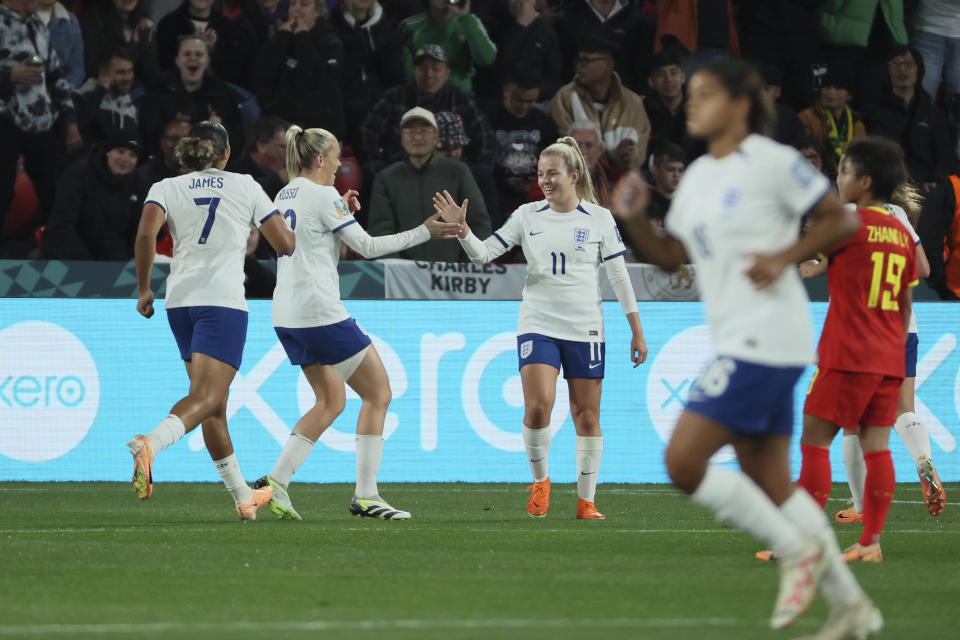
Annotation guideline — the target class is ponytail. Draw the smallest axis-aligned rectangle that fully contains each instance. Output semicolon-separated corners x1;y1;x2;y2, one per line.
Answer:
176;120;229;171
540;136;598;205
285;124;337;179
889;181;923;226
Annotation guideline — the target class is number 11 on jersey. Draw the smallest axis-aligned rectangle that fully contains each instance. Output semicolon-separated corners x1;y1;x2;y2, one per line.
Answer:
551;251;566;275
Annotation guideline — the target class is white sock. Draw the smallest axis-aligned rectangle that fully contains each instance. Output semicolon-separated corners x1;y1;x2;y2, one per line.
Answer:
894;411;933;463
842;433;866;512
214;454;253;504
147;414;186;453
522;425;551;482
576;436;603;501
691;466;805;558
780;489;863;606
355;435;383;499
270;432;316;489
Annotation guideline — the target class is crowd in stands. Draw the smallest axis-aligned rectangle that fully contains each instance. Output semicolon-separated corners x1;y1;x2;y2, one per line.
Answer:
1;0;959;295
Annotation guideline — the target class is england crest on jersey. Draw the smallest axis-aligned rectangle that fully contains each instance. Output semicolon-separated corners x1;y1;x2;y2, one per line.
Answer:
574;227;589;251
520;340;533;359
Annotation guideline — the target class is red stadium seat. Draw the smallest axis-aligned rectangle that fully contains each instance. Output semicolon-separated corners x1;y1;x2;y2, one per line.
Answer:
334;155;363;194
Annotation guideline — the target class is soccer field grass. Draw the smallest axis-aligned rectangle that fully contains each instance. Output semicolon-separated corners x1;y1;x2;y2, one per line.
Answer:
0;482;956;639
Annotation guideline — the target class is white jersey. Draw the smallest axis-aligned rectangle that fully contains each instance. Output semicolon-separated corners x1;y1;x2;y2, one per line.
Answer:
883;203;920;334
145;168;278;311
272;178;430;328
665;134;830;366
460;199;636;342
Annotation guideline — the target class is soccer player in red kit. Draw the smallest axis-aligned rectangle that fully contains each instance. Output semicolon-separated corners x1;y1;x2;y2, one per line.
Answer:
799;137;918;563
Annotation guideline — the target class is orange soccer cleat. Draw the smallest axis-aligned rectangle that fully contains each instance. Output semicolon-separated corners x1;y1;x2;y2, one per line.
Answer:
577;498;606;520
526;478;550;517
236;485;273;521
834;507;863;524
128;435;155;500
917;457;946;517
843;542;883;563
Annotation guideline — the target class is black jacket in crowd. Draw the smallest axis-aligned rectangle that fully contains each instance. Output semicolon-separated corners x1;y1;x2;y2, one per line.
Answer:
43;144;140;260
865;88;957;185
330;4;405;145
918;177;960;300
139;71;244;154
254;21;345;140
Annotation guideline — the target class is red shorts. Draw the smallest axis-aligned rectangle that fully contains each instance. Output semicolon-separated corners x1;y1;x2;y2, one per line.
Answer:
803;368;902;428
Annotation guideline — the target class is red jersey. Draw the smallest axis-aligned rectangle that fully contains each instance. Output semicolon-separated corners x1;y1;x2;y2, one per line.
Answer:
817;206;918;376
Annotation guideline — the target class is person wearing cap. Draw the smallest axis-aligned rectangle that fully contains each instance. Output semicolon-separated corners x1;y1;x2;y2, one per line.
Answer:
548;36;650;174
43;131;144;260
368;106;491;262
798;68;866;162
359;43;496;182
398;0;496;94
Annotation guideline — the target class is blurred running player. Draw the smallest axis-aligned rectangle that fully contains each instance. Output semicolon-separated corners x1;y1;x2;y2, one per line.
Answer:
611;59;882;638
129;121;296;520
433;136;647;520
795;137;918;566
256;124;461;521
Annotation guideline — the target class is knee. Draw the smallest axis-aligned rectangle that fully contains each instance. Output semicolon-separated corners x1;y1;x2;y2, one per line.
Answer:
524;401;552;428
317;388;347;417
362;383;391;412
571;407;600;435
664;447;703;495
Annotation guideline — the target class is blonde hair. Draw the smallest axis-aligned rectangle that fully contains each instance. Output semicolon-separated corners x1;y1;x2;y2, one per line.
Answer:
889;181;923;227
285;124;338;178
540;136;598;204
176;121;229;171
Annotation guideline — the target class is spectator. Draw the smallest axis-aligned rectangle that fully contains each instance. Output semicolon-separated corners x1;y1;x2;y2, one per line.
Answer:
645;141;684;227
43;131;142;260
792;133;838;182
76;49;140;147
548;37;650;173
644;51;702;161
135;117;190;200
360;44;495;178
398;0;497;94
435;110;499;225
918;172;960;299
911;0;960;102
476;0;563;101
737;0;821;111
798;67;866;163
156;0;260;90
140;35;245;155
254;0;344;138
654;0;739;75
331;0;404;146
0;0;81;256
486;66;558;225
35;0;84;89
554;0;653;92
368;106;491;262
757;63;804;145
227;115;288;198
864;45;956;191
81;0;160;84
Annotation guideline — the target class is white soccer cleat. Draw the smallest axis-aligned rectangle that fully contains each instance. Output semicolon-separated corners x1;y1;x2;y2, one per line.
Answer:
771;538;827;629
349;496;411;520
793;594;883;640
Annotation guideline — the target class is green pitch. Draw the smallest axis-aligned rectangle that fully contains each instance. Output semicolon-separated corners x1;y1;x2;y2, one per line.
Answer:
0;482;956;639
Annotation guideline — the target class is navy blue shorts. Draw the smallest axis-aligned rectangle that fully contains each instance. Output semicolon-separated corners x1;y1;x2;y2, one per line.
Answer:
684;356;804;437
905;332;918;378
517;333;605;379
166;306;248;370
275;318;372;366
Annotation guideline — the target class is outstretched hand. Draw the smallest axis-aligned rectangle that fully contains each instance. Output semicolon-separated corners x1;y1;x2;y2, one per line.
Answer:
424;212;463;239
745;253;789;290
433;190;470;238
341;189;361;214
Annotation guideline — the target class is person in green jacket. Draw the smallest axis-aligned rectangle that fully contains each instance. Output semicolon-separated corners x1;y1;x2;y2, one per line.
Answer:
818;0;908;48
398;0;496;93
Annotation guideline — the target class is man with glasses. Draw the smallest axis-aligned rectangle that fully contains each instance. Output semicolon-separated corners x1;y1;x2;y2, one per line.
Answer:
865;45;955;192
367;106;491;262
548;37;650;174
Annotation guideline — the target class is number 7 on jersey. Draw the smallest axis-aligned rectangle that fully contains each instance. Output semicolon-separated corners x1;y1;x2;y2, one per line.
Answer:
194;197;221;244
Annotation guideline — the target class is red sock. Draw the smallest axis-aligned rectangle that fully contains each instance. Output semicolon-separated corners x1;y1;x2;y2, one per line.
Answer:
860;450;895;546
798;444;832;508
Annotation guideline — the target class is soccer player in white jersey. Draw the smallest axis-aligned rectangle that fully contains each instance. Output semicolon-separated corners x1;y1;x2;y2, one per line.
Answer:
433;136;647;520
128;121;296;520
610;59;883;638
255;124;461;521
802;191;946;522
